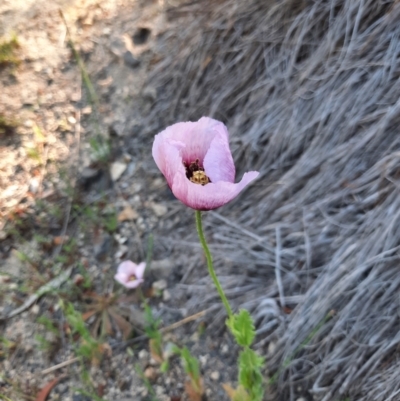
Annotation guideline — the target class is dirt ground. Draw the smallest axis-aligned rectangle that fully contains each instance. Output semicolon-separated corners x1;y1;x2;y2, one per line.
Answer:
0;1;242;400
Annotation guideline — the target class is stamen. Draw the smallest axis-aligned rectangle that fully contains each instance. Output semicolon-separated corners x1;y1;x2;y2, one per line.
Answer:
184;158;211;185
190;171;211;185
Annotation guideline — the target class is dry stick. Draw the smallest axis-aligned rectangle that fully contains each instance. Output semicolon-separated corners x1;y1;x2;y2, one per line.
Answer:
160;309;207;332
41;357;79;375
275;226;285;307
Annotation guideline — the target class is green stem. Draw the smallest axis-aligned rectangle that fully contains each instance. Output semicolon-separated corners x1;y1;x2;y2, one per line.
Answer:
195;210;233;318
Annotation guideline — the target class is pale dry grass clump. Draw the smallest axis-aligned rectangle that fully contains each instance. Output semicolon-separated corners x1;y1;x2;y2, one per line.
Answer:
146;1;400;400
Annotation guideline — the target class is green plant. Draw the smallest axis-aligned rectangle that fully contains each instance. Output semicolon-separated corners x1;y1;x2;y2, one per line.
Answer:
36;315;59;335
77;262;92;289
226;309;264;400
195;211;265;400
144;303;165;367
172;346;203;398
62;301;104;363
34;334;53;352
0;35;20;67
89;136;111;164
102;210;118;234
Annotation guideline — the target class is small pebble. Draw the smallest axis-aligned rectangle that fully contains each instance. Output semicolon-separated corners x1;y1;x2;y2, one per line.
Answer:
110;161;127;181
31;304;40;314
149;357;158;366
162;289;171;302
221;344;229;354
199;355;208;366
138;349;149;360
155;385;165;396
67;116;77;124
268;341;276;355
29;177;40;194
144;367;157;381
210;371;220;381
153;279;167;291
150;202;168;217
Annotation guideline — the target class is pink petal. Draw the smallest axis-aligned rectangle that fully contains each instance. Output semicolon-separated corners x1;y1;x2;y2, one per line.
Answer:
152;117;230;185
203;133;235;183
152;134;185;187
114;271;144;289
152;117;259;210
114;272;128;285
124;278;144;289
117;260;139;276
135;262;146;280
171;170;259;210
115;260;146;289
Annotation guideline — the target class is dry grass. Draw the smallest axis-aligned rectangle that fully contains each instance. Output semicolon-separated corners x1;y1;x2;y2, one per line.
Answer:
145;0;400;400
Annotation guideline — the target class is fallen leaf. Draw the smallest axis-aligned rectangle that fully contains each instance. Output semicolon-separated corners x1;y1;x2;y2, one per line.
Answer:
82;309;97;321
117;205;138;221
108;307;132;339
35;377;61;401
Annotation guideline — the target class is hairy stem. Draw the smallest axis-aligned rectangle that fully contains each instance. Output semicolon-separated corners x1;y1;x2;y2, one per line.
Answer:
195;210;232;318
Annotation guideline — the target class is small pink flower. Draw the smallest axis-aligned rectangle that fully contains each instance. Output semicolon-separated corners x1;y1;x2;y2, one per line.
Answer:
114;260;146;289
152;117;259;210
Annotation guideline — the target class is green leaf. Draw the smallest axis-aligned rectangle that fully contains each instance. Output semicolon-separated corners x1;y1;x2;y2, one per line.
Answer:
181;346;200;381
173;345;201;383
238;348;265;401
160;360;169;373
227;309;255;347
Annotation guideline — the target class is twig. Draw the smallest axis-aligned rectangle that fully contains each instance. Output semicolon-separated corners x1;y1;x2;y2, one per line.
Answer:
41;357;79;375
275;226;285;307
0;267;72;321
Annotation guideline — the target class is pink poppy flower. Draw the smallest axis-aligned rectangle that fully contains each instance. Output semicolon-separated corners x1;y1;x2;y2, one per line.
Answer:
114;260;146;289
152;117;259;210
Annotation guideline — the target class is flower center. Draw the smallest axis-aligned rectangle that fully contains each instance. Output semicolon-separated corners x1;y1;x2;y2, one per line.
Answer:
128;274;137;281
184;159;211;186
